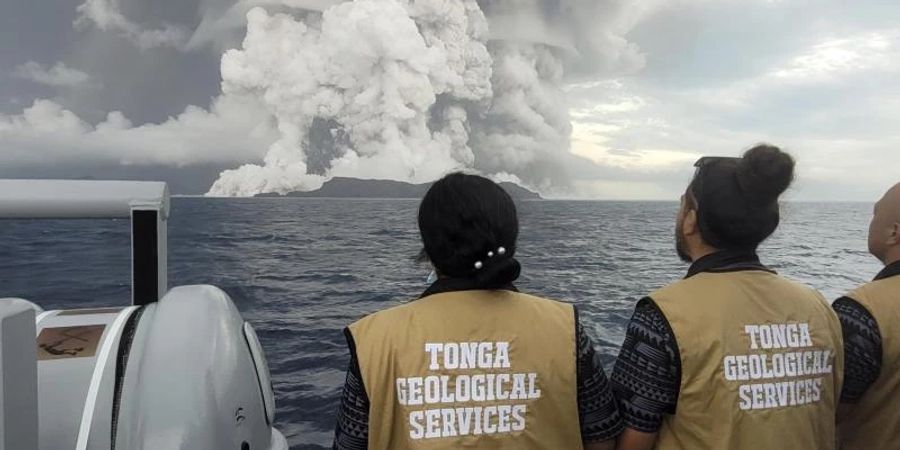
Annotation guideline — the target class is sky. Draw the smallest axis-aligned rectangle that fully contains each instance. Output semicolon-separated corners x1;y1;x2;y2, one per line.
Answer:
0;0;898;200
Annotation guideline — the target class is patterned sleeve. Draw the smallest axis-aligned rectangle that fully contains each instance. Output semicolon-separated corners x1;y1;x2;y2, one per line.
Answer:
333;330;370;450
610;298;681;433
833;297;883;404
576;312;625;442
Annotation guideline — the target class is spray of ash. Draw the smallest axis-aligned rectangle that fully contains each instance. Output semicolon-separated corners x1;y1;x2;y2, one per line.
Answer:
207;0;645;196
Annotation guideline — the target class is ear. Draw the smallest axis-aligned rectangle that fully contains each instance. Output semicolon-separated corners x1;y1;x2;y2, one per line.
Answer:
683;208;700;237
889;222;900;245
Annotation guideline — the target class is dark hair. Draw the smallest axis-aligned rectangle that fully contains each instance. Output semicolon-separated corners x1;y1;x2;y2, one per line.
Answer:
688;144;795;251
418;173;521;288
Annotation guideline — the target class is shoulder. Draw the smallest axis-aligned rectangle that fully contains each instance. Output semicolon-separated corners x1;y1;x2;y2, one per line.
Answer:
833;297;878;327
776;274;826;296
514;291;575;311
653;271;823;303
626;298;676;341
773;275;832;309
847;277;898;303
348;300;417;334
648;276;694;299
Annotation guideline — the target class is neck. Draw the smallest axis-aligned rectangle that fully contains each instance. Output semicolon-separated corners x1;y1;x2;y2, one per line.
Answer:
884;250;900;267
690;245;720;263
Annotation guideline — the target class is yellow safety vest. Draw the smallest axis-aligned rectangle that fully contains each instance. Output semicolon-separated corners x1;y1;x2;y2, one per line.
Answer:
839;275;900;450
348;290;582;450
650;270;844;450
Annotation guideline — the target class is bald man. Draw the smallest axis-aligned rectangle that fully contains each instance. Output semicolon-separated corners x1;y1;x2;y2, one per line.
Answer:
834;183;900;449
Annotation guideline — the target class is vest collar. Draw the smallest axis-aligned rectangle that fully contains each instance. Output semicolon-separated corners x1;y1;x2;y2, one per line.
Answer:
874;260;900;281
685;250;774;279
420;277;517;299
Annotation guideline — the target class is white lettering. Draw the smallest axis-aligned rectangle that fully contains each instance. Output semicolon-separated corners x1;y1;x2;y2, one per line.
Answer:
456;376;471;402
440;376;454;403
401;341;548;439
764;384;778;409
425;409;441;439
424;343;442;371
444;343;459;370
822;349;833;373
473;407;484;435
460;343;478;369
786;324;800;347
736;356;750;381
396;378;408;405
494;342;511;369
441;409;458;437
511;374;528;400
424;376;441;404
749;355;764;379
771;324;788;349
511;405;526;431
471;375;486;402
483;406;498;434
724;356;738;381
527;373;542;399
751;384;765;409
759;326;773;349
739;385;752;410
478;342;492;369
496;374;510;400
785;353;798;377
771;354;786;378
408;377;423;406
410;411;425;439
456;408;473;435
497;405;512;433
799;323;814;347
745;325;761;349
486;374;496;401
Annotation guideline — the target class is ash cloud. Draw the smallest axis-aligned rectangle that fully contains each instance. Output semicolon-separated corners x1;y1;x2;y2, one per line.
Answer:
208;0;648;196
1;0;651;197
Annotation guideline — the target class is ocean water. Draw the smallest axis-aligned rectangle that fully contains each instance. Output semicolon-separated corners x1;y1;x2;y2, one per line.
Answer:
0;198;882;449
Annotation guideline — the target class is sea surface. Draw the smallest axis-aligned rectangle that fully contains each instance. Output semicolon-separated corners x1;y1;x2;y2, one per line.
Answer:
0;199;881;449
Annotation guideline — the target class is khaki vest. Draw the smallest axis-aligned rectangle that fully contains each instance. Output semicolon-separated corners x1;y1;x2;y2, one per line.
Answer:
348;290;582;450
650;270;844;450
839;276;900;450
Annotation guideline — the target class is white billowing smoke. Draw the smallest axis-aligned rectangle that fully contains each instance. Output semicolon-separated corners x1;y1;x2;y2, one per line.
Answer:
469;41;572;193
209;0;493;196
208;0;645;196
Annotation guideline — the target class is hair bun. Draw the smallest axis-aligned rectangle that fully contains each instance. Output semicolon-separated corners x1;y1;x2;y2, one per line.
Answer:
736;144;795;205
474;256;521;289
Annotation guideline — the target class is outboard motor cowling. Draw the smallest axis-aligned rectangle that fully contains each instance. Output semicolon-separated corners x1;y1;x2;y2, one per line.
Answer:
0;180;288;450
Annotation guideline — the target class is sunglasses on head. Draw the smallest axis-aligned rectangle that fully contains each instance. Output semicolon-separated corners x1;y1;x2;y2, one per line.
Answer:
689;156;740;206
693;156;739;178
694;156;740;169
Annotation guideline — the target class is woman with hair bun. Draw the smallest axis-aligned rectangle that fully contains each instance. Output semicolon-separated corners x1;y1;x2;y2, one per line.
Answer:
612;145;844;450
333;173;623;450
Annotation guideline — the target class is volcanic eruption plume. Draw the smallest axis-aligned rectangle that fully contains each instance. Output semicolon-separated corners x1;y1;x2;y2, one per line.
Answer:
207;0;644;196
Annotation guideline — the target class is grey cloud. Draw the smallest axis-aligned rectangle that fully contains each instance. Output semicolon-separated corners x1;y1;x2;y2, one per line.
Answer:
74;0;191;49
13;61;93;87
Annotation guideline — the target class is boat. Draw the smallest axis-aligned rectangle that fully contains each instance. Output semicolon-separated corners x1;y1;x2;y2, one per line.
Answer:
0;180;289;450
